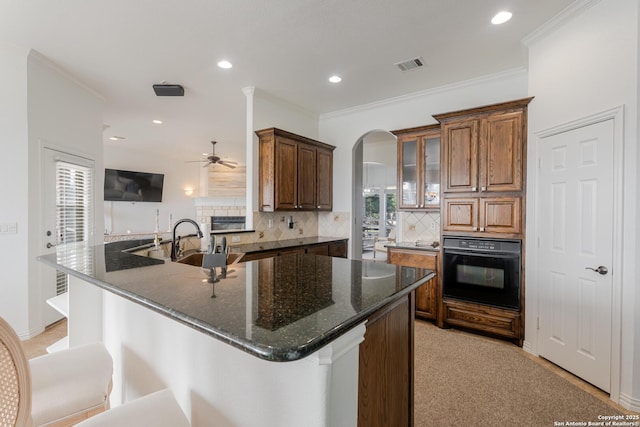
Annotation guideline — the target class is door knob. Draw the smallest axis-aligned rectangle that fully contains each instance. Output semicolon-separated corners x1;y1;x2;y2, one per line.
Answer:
585;266;608;275
46;242;56;249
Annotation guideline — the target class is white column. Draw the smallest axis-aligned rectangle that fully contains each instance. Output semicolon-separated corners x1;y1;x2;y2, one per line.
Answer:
242;86;255;230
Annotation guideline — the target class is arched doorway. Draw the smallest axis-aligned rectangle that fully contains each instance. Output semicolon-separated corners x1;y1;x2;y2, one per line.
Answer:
351;130;397;261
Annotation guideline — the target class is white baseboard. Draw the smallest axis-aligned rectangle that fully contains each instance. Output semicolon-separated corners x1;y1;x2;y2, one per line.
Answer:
618;392;640;413
17;326;45;341
522;340;535;355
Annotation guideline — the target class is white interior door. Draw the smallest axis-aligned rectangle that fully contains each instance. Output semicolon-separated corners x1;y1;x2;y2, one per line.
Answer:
41;148;95;326
537;120;614;392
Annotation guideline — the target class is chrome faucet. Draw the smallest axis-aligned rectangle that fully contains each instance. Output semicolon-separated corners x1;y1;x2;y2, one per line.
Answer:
171;219;203;261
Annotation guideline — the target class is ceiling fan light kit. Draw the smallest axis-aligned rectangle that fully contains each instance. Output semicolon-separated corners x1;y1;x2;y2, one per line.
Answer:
152;83;185;96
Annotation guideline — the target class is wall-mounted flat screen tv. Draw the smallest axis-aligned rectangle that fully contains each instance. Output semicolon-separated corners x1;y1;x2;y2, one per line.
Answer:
104;168;164;202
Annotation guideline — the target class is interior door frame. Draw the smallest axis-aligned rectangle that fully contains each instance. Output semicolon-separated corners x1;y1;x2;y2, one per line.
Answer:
528;106;624;402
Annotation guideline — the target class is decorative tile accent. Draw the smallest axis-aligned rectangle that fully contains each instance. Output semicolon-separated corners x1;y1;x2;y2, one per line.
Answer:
318;211;350;238
400;211;440;243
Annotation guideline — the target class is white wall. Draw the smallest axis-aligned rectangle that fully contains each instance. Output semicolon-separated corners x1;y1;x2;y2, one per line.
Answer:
103;143;199;234
525;0;639;409
319;70;529;213
0;43;30;334
0;48;104;337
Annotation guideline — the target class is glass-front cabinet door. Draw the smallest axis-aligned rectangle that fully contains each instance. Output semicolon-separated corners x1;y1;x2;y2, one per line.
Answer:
399;136;419;208
395;124;441;210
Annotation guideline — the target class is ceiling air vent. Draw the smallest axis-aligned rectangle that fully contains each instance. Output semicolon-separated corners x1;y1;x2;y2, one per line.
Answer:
394;57;425;72
152;83;184;96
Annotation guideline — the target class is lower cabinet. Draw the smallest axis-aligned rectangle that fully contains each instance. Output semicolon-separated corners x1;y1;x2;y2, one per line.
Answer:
359;294;413;427
387;248;438;321
240;239;348;262
442;299;522;345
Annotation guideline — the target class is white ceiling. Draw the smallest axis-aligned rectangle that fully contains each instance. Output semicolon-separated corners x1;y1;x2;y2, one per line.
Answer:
0;0;575;163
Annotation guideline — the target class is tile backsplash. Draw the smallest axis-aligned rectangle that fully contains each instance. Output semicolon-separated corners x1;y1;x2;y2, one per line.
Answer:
400;211;440;243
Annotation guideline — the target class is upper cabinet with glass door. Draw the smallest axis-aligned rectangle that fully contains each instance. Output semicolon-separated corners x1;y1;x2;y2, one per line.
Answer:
393;124;441;210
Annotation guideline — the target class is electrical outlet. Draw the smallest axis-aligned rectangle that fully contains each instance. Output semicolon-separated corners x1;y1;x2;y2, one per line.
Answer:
430;222;437;230
231;236;240;243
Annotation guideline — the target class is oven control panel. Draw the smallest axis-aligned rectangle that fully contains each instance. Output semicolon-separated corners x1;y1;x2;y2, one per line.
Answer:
443;237;521;254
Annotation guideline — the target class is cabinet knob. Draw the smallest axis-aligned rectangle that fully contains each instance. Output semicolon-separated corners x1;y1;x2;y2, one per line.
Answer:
472;227;478;231
480;227;485;232
481;186;486;192
317;206;321;209
471;187;477;192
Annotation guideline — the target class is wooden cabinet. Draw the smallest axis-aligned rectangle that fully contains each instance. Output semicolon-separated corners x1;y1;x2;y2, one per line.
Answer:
239;239;348;262
392;124;441;210
437;104;527;194
358;294;413;427
387;247;438;320
328;240;348;258
434;97;533;238
442;196;521;234
442;299;522;345
256;128;335;212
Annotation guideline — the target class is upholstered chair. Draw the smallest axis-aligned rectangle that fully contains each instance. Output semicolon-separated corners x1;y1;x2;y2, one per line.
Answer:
0;316;113;427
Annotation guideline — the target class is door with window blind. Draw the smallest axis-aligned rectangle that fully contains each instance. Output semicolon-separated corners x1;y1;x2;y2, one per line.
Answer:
42;148;95;326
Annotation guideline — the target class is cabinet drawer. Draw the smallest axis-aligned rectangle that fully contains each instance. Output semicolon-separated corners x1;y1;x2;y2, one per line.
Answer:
388;249;437;270
443;299;520;339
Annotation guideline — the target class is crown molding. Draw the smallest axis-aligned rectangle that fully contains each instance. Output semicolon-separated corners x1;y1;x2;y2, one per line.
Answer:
320;67;527;120
522;0;602;47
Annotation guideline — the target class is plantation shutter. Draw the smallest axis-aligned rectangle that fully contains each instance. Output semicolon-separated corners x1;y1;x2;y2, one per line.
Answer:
55;161;94;295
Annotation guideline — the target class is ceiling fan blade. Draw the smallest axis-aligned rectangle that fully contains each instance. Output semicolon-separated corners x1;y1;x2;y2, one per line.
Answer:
185;160;206;163
202;163;212;168
218;162;236;169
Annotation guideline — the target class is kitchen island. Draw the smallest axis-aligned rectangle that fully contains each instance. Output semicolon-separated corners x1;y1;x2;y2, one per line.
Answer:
39;243;433;427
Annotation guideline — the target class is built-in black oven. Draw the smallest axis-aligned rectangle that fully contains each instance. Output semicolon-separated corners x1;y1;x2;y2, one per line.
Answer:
442;236;521;310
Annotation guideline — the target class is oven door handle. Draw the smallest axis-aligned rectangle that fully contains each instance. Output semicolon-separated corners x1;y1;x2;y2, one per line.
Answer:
443;249;520;259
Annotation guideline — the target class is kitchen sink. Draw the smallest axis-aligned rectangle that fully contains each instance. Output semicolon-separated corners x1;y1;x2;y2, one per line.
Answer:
176;251;244;267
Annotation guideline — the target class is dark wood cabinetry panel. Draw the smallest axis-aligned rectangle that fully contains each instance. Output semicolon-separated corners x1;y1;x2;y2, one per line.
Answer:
328;240;348;258
435;97;532;239
239;239;348;262
316;148;333;210
441;119;478;193
480;197;521;234
256;128;335;212
297;143;317;210
274;137;298;210
442;299;522;344
482;111;524;192
442;196;521;235
358;295;413;427
387;248;438;321
442;198;478;233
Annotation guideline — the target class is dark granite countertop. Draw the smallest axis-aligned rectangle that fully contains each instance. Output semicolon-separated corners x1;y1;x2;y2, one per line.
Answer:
385;241;441;252
38;243;432;362
230;236;348;254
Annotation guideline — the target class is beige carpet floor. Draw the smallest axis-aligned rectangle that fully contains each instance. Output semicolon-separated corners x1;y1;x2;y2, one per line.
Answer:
22;319;636;426
414;320;632;426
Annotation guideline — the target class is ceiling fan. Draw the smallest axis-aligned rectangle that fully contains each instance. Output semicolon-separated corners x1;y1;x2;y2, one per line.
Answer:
188;141;238;169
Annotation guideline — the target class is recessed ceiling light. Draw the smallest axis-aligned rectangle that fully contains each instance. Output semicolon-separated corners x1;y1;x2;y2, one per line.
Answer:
152;119;163;124
109;136;125;141
217;60;233;69
491;11;512;25
329;75;342;83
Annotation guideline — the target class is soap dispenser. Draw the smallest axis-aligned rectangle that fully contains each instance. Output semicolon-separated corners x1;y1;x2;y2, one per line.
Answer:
287;216;295;229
